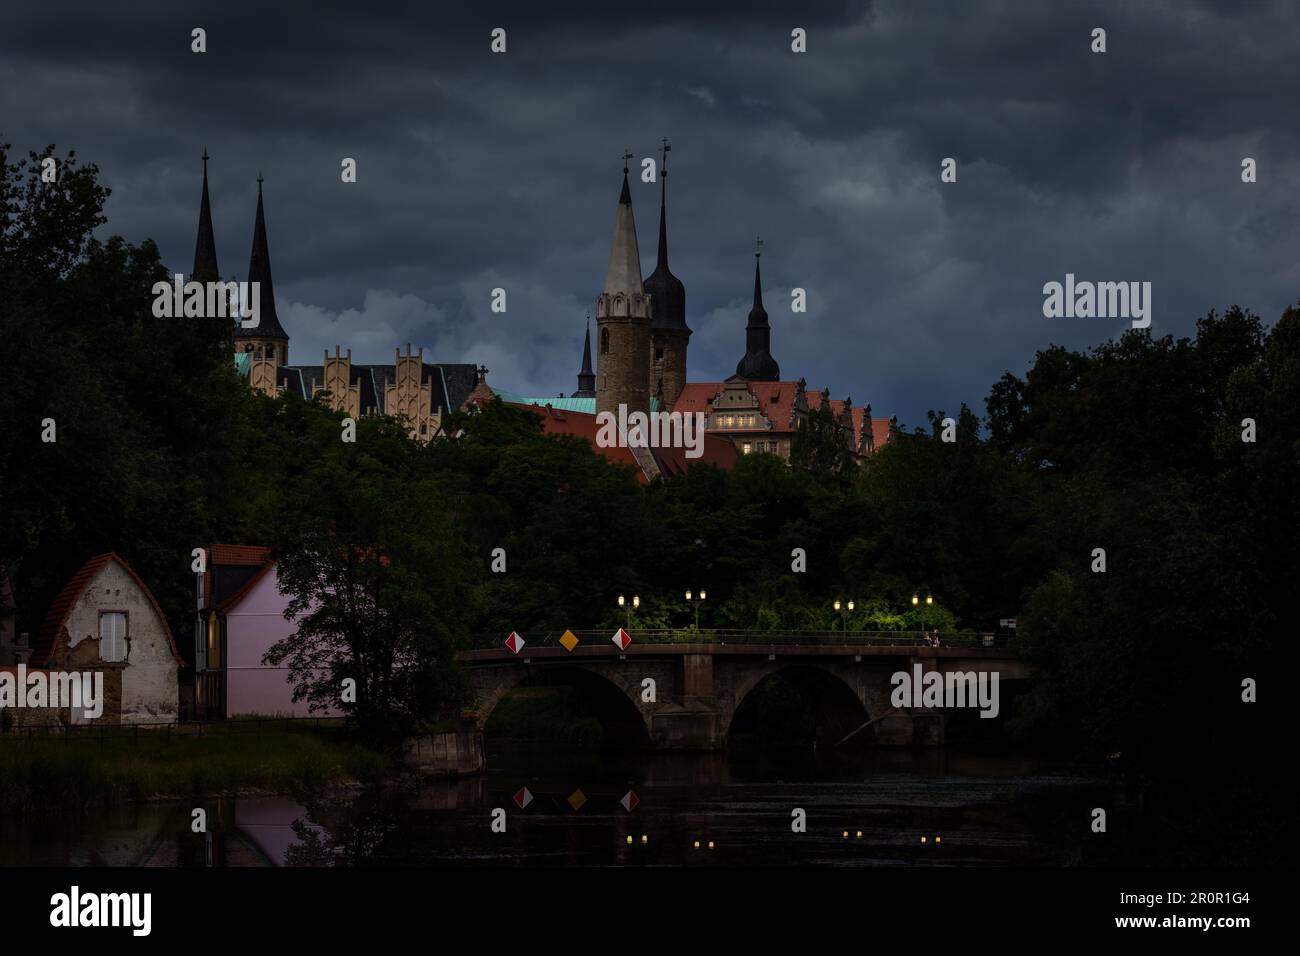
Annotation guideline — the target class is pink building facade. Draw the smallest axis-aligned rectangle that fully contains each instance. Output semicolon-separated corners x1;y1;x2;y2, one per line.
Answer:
196;546;339;719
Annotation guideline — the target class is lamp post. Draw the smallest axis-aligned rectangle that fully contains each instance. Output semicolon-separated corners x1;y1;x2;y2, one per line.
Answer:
833;599;855;636
912;593;934;640
686;589;706;630
618;594;639;630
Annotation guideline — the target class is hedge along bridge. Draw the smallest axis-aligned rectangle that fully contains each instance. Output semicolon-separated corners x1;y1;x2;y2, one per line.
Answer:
458;630;1030;750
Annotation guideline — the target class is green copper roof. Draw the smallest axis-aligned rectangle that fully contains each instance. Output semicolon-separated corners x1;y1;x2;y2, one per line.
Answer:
493;391;660;414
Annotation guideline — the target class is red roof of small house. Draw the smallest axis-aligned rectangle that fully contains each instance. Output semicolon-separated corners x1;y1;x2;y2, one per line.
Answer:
33;553;184;668
203;544;273;606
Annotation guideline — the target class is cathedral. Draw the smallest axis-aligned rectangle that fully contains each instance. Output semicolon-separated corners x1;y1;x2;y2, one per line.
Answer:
190;148;890;464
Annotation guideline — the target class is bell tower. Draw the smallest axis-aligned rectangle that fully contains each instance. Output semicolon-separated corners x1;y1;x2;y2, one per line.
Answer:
595;154;653;419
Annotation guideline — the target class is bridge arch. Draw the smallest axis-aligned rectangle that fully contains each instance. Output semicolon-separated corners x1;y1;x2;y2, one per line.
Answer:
724;663;872;746
473;662;652;748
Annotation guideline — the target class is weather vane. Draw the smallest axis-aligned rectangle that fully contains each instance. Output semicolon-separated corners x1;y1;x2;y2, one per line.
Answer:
661;137;671;175
755;236;764;258
623;149;633;173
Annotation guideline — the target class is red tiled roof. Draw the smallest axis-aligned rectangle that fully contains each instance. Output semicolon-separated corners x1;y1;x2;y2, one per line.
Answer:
33;553;184;668
510;403;646;481
674;381;806;432
209;545;272;566
871;417;892;451
509;403;737;482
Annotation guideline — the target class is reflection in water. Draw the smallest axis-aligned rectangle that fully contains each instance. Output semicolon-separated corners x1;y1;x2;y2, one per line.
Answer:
0;747;1125;866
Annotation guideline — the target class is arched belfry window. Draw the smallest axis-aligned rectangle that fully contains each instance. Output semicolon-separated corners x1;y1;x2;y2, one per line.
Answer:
601;328;610;354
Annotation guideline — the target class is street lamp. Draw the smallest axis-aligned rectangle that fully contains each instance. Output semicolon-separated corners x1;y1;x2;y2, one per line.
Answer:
833;599;855;635
912;593;934;640
686;589;707;630
618;594;639;630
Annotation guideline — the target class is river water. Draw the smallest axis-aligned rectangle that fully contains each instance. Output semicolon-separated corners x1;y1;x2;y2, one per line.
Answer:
0;746;1127;866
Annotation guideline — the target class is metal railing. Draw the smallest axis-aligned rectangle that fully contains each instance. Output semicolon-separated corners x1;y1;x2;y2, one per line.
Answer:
463;629;1008;651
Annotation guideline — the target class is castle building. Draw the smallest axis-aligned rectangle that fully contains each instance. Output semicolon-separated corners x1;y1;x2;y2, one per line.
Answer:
192;156;480;439
191;148;890;462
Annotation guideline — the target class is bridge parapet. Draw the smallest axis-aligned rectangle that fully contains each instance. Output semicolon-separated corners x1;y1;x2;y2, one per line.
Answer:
465;629;1007;651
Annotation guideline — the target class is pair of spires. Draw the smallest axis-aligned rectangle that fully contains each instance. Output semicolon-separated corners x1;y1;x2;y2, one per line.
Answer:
599;140;776;383
192;151;286;340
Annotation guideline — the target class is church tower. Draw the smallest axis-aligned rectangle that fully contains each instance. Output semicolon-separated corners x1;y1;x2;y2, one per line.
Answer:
643;138;689;408
595;156;652;418
735;238;780;382
234;175;291;368
192;150;219;284
574;318;596;398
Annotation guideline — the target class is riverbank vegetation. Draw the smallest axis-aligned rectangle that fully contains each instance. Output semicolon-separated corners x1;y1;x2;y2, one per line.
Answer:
1;142;1286;861
0;724;398;814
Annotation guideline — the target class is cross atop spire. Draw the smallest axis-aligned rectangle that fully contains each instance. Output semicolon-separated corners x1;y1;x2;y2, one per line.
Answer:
622;149;633;173
756;236;764;258
202;148;209;170
660;137;671;178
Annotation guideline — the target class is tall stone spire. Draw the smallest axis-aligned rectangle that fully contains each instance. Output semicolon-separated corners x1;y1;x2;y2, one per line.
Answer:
735;237;780;381
234;174;290;365
192;150;219;283
604;158;645;295
644;137;689;407
595;153;653;418
574;316;596;398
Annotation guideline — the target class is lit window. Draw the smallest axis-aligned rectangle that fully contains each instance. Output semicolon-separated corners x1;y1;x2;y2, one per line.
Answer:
99;612;127;663
742;442;752;455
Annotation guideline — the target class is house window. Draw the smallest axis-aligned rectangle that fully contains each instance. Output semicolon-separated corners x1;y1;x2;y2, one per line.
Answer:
742;442;752;455
206;611;221;669
601;328;610;354
99;611;127;663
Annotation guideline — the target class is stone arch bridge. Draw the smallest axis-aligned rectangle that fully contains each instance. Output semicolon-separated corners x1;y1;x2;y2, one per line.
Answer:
459;630;1030;750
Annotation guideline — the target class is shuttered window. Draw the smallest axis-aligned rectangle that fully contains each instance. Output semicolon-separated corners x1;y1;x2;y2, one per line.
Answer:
99;611;127;662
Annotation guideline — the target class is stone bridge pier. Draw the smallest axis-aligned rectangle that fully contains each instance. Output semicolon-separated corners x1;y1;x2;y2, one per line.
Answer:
463;643;1028;752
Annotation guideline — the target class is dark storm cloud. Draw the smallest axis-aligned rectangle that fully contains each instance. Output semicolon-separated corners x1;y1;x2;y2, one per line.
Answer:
3;0;1299;424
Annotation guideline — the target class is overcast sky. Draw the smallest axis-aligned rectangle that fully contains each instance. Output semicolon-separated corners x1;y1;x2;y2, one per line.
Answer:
3;0;1299;426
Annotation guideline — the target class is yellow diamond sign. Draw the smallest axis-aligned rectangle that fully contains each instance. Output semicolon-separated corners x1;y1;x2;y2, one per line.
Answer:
568;789;587;811
559;629;579;652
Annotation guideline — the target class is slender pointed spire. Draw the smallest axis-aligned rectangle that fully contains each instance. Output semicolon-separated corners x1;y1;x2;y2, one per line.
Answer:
236;175;290;343
736;237;780;381
575;315;596;398
192;149;219;283
645;138;688;333
604;151;644;294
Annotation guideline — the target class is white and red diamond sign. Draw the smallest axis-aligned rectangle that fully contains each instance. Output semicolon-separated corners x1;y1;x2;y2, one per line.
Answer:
505;631;525;654
514;787;533;809
611;628;631;651
621;790;639;812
